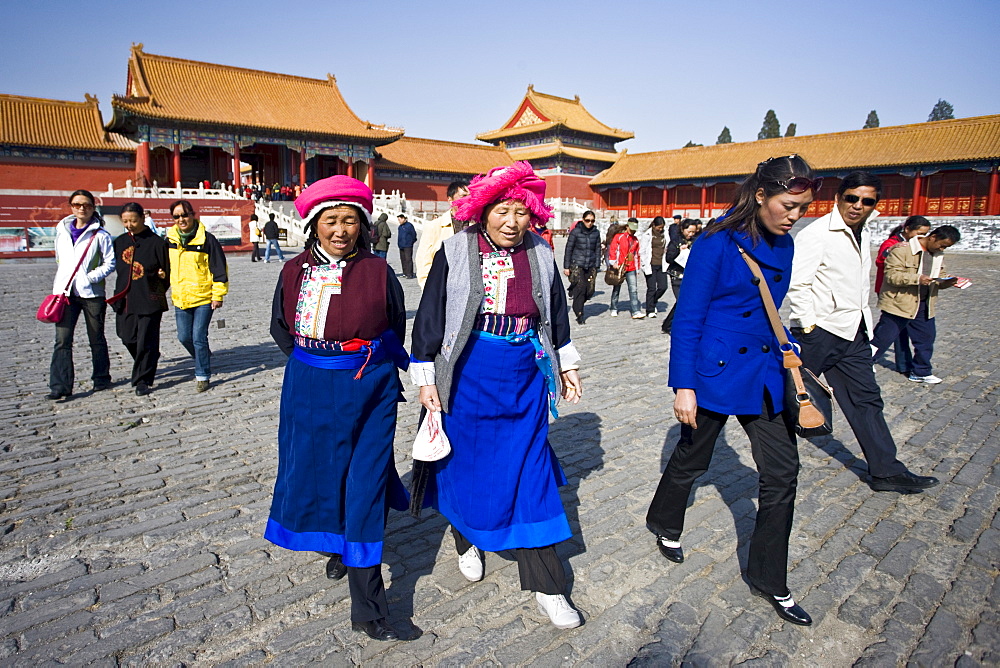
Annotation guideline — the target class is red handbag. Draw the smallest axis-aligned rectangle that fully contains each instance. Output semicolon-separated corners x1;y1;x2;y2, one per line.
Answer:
36;232;97;323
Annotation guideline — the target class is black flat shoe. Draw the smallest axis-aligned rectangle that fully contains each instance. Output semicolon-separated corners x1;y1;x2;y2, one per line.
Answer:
750;586;812;626
135;382;151;396
869;470;939;493
352;618;400;641
46;391;70;401
325;554;347;580
93;382;113;391
656;536;683;563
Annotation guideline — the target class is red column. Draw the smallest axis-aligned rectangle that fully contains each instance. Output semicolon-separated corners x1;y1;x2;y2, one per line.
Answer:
172;144;182;186
911;172;923;215
626;189;633;217
232;142;241;190
136;141;150;187
699;185;708;218
346;158;354;179
987;166;999;216
661;187;668;217
366;158;375;189
299;150;307;187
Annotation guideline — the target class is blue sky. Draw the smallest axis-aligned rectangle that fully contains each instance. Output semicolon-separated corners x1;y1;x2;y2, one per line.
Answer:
2;0;998;153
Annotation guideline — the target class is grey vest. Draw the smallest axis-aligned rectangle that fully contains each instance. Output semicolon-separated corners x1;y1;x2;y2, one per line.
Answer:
435;225;559;412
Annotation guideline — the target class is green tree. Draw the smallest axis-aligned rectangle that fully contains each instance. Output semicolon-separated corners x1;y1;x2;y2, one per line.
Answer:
716;126;732;144
863;110;880;128
784;123;797;137
758;110;780;139
928;99;955;121
683;140;703;148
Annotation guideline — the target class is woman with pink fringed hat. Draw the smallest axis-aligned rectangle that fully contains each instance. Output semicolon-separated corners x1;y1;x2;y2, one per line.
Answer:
410;162;585;629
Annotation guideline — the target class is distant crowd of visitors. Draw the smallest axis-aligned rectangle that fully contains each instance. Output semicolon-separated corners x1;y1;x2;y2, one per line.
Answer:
42;157;967;642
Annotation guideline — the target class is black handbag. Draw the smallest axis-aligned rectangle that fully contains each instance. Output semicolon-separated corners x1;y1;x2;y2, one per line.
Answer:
739;247;833;437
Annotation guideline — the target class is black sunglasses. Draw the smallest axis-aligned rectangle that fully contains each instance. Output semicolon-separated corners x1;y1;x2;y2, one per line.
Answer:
775;176;823;195
841;194;877;207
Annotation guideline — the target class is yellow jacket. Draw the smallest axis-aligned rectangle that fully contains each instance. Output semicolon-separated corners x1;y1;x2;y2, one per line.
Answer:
166;222;229;308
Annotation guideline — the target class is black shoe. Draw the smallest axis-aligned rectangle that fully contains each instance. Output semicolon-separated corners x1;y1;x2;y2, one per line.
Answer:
46;391;70;401
869;470;940;493
135;382;151;396
325;554;347;580
656;536;683;563
750;586;812;626
576;314;586;325
93;382;113;391
352;618;400;641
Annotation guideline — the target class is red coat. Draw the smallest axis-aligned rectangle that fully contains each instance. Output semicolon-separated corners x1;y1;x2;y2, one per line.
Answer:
875;232;904;294
609;232;640;272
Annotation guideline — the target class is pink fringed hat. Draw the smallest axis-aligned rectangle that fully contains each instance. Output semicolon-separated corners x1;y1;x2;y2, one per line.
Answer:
451;162;553;224
295;175;374;226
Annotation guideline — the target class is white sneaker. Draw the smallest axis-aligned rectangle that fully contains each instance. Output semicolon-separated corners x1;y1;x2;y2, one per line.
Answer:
648;312;657;318
909;373;943;384
458;546;483;581
632;312;646;319
610;310;619;317
536;592;581;629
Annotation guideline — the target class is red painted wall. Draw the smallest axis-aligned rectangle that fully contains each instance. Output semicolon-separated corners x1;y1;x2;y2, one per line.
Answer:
373;178;449;201
0;161;133;192
542;174;596;201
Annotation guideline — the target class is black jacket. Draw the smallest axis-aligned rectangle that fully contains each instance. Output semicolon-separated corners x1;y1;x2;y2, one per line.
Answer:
563;223;602;270
263;220;280;240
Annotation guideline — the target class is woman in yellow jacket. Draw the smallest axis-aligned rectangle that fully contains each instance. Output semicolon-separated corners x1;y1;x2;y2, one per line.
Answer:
166;200;229;392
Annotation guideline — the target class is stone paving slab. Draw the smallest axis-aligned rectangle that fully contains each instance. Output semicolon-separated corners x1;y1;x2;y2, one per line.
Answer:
0;240;997;666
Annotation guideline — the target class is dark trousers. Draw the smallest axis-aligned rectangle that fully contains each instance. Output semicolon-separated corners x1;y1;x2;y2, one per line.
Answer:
568;266;597;317
347;565;389;622
646;400;799;596
250;242;261;261
645;266;668;314
50;295;111;394
871;302;935;376
116;311;163;387
797;324;907;477
399;246;414;277
661;280;682;333
453;528;566;595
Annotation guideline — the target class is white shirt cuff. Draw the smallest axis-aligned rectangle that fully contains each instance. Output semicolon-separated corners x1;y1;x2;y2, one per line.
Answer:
410;361;436;386
557;341;581;371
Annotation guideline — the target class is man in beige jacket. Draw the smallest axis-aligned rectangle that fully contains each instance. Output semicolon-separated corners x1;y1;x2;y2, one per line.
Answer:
414;181;469;287
870;225;961;384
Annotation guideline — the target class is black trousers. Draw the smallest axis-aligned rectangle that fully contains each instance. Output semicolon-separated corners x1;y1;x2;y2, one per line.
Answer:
347;565;389;622
871;301;936;376
646;399;799;596
568;266;597;317
50;295;111;394
250;242;261;261
661;279;682;333
644;265;668;314
797;324;907;477
116;311;163;387
399;246;414;277
453;528;566;595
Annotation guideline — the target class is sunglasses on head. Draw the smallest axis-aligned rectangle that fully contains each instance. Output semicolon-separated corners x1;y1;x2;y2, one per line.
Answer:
841;194;877;207
775;176;823;195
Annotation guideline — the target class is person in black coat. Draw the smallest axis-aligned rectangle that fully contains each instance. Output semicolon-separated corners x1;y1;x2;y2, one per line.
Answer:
563;210;602;324
109;202;170;396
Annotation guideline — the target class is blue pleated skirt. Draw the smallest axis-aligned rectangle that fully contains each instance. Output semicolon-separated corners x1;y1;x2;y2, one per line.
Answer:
429;332;571;552
265;355;407;567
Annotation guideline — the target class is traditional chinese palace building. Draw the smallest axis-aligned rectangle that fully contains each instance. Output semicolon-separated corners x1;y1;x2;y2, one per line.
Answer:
590;114;1000;219
374;136;512;201
476;86;632;201
0;94;135;191
107;45;403;189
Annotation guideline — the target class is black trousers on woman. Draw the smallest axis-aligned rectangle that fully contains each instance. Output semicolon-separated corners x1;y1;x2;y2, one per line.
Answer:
453;528;566;595
646;398;799;596
116;311;163;387
347;566;389;622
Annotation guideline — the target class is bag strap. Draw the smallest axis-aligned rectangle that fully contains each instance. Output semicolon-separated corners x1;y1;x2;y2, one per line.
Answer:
60;231;98;296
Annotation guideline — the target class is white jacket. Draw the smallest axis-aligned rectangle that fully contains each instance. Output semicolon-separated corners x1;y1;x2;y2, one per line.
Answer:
51;215;116;298
787;206;879;341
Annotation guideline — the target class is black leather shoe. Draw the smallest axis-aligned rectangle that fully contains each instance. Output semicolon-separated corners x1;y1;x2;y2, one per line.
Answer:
46;391;70;401
869;470;940;493
656;536;684;563
352;618;399;641
135;382;151;396
751;586;812;626
325;554;347;580
93;382;113;391
576;315;586;325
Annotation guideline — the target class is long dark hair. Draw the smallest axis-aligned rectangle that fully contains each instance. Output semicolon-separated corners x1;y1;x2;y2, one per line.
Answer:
708;154;815;243
304;205;372;253
888;215;930;238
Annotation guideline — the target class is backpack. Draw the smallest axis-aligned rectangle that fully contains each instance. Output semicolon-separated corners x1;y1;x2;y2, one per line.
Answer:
370;223;381;245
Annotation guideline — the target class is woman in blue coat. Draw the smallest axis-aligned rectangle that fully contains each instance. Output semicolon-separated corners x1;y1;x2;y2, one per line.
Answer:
646;155;821;626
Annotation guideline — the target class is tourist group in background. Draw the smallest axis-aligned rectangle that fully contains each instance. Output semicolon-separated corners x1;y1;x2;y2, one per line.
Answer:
41;157;966;642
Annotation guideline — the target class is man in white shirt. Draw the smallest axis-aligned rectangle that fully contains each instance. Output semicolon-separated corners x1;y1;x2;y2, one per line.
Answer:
787;171;939;494
414;181;470;288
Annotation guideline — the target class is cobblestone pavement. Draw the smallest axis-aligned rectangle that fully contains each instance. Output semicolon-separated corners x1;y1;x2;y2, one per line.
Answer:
1;239;998;666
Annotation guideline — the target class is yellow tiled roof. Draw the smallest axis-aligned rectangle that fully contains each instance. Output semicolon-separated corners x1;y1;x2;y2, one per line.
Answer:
477;86;633;142
507;140;620;163
591;115;1000;186
0;93;135;152
111;44;403;143
376;136;512;174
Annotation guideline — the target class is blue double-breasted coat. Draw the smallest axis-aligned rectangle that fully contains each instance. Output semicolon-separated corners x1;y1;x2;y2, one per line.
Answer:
668;228;796;416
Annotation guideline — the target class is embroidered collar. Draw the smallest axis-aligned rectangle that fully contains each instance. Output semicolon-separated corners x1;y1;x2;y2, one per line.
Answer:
479;229;523;257
310;243;359;265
